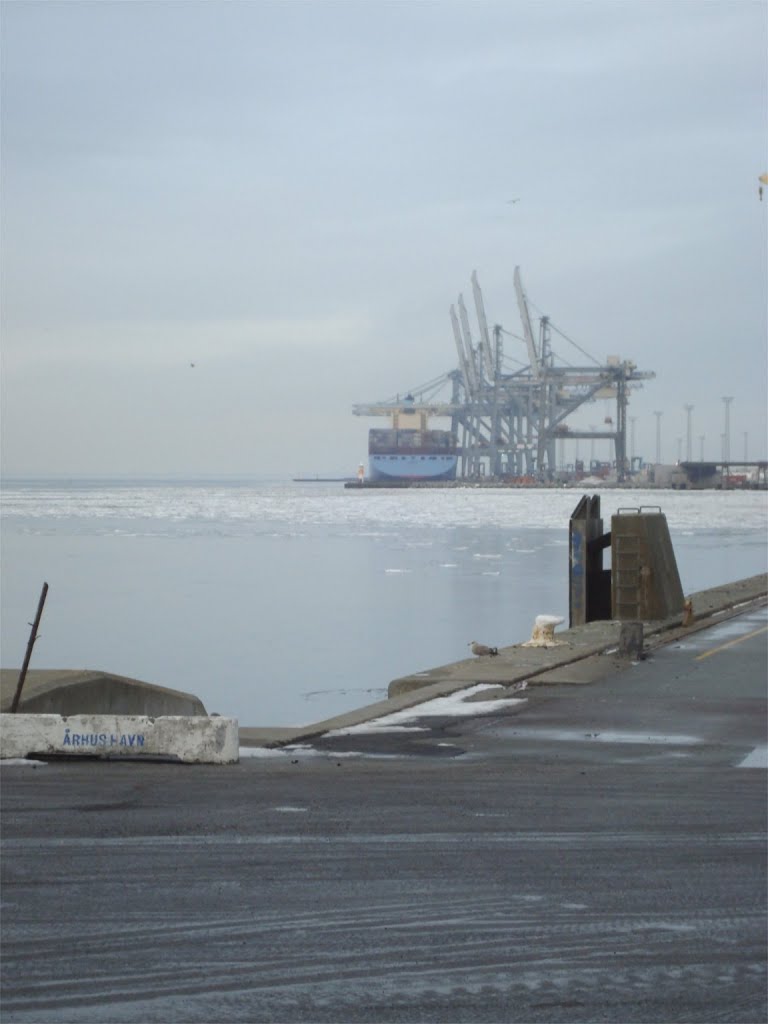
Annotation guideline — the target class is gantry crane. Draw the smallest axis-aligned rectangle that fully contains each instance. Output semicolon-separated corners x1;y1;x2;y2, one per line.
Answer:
354;268;654;482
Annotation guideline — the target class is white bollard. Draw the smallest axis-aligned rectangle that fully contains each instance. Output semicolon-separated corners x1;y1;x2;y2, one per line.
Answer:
522;614;565;648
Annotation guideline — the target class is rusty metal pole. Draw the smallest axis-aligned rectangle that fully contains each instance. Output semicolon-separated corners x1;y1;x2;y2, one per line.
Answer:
10;582;49;713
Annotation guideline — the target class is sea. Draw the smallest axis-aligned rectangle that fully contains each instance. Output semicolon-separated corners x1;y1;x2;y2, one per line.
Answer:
1;480;766;727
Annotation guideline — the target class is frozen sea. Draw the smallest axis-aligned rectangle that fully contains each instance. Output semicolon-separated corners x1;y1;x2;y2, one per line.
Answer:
1;480;766;726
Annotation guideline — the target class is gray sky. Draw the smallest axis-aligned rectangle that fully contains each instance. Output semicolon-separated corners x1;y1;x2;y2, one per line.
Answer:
2;0;766;477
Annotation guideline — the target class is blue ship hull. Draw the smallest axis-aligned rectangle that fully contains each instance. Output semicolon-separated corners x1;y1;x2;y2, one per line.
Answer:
369;453;458;482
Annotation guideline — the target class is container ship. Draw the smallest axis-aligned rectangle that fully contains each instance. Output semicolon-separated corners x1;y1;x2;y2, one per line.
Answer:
368;403;458;482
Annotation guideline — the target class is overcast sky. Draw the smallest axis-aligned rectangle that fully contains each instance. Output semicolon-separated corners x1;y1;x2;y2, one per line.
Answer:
1;0;766;478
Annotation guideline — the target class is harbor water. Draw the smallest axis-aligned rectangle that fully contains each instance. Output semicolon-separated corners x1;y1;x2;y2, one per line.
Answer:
1;480;766;726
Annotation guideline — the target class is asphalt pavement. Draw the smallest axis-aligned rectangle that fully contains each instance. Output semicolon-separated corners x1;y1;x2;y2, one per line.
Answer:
1;604;766;1024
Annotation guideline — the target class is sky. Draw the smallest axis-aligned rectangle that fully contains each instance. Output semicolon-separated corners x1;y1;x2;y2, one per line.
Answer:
1;0;766;478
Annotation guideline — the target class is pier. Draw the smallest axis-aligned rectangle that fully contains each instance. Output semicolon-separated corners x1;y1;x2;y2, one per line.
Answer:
2;490;766;1022
238;571;766;748
2;577;766;1023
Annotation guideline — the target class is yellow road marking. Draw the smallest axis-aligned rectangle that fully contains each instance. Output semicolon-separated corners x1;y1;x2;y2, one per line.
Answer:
694;624;768;661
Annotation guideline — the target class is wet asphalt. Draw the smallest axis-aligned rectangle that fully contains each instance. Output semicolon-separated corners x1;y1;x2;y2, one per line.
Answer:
1;605;766;1023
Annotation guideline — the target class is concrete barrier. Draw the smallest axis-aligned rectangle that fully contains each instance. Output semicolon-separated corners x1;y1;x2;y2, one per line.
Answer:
0;669;207;716
0;714;239;764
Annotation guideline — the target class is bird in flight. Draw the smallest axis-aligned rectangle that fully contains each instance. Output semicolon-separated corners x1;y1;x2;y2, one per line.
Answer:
190;362;196;368
469;641;499;656
506;198;520;204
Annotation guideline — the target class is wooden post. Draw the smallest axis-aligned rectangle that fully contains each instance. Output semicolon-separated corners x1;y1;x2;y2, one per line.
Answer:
10;582;49;713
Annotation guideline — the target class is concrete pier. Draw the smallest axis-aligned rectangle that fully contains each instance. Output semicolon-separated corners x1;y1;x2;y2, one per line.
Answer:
2;590;766;1024
240;572;767;748
3;576;764;759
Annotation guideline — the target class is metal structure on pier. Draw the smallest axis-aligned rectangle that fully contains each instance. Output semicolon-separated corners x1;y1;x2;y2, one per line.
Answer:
353;267;655;482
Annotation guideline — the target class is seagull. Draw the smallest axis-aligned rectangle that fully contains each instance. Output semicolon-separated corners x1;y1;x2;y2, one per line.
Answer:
469;641;499;657
505;198;520;204
190;362;196;368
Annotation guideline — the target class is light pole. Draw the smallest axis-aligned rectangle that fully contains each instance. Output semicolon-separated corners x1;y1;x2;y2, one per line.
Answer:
654;411;663;464
744;431;748;463
721;433;727;488
684;404;693;462
699;435;705;462
722;396;733;464
676;437;682;463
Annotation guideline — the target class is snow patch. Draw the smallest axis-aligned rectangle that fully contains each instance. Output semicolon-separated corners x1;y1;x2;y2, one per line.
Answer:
238;744;321;759
325;684;526;736
737;746;768;769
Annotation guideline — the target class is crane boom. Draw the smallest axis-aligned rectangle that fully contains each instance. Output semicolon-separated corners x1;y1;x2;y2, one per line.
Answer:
471;270;495;381
450;304;473;398
514;265;540;380
457;294;480;395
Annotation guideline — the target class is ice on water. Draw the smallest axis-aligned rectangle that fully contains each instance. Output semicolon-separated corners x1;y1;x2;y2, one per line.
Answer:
1;481;766;726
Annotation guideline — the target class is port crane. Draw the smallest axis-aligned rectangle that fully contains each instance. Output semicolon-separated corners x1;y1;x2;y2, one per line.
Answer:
353;268;654;483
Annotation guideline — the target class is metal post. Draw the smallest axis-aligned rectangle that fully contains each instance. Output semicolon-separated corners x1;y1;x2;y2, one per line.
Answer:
684;404;693;461
721;432;727;486
722;396;733;464
654;411;663;464
10;582;49;713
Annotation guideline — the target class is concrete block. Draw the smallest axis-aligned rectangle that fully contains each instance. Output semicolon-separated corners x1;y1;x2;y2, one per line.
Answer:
0;714;239;764
0;669;207;716
618;622;644;659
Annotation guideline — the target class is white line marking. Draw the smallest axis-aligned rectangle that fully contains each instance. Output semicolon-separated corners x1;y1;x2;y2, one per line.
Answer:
737;746;768;769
